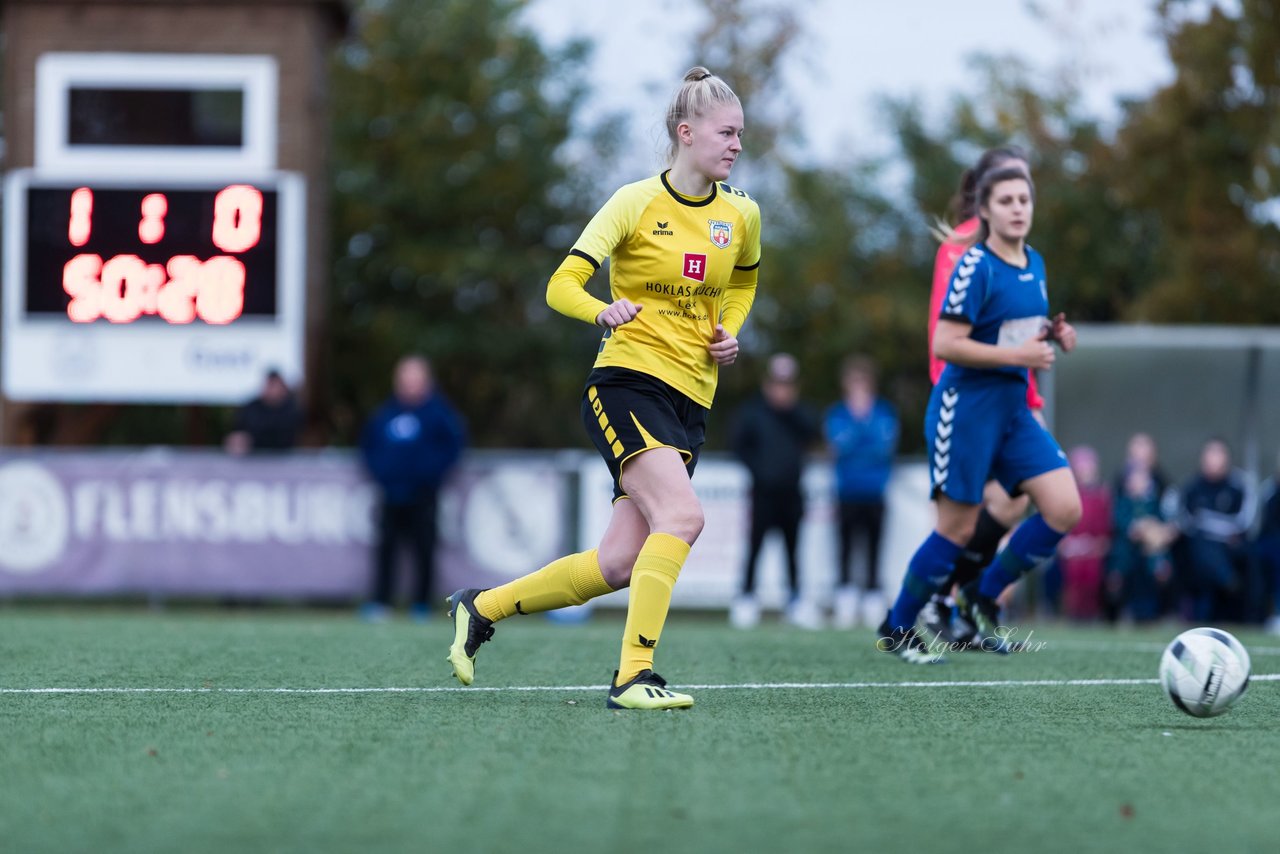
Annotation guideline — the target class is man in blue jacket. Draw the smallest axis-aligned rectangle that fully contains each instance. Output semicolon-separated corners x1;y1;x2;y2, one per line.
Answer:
825;355;899;628
359;355;466;621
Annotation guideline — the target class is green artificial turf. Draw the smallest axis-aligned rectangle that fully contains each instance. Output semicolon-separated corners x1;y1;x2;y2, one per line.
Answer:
1;607;1276;853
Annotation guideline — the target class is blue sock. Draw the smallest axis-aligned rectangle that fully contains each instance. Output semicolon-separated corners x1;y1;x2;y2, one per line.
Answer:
888;532;962;631
977;514;1066;600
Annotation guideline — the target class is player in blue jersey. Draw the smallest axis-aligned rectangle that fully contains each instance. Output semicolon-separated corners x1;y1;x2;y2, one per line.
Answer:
876;166;1081;663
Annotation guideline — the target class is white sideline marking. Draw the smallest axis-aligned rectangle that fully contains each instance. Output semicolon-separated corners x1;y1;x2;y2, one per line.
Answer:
2;674;1278;695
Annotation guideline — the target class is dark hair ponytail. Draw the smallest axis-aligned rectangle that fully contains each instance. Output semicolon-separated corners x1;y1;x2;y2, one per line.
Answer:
948;168;977;223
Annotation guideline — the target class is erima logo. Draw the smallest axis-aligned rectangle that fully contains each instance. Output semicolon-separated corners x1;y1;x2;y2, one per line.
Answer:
638;635;657;648
653;221;673;236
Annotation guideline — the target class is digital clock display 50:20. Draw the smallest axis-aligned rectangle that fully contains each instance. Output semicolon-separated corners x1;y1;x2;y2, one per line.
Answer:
24;184;279;324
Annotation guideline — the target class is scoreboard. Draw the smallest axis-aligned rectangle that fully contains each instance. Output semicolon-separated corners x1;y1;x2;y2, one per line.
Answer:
1;51;305;404
28;183;278;324
2;170;305;402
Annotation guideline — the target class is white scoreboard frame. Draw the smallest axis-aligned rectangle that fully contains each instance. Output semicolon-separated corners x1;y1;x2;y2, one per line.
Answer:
1;51;306;403
35;52;278;180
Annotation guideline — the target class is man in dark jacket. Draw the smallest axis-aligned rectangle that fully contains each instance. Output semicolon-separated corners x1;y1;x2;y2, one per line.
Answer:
1178;437;1254;623
730;353;821;628
359;355;466;621
225;369;302;454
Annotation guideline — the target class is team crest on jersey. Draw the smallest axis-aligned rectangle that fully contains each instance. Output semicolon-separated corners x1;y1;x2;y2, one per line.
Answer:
683;253;707;282
708;219;733;249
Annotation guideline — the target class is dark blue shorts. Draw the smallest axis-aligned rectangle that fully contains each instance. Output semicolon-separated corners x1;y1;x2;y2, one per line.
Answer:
926;377;1067;504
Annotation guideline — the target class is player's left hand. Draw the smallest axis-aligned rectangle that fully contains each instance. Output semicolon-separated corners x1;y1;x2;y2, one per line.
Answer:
1049;313;1077;353
708;324;739;365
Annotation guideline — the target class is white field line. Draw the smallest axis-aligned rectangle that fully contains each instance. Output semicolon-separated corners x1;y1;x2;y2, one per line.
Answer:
2;674;1279;695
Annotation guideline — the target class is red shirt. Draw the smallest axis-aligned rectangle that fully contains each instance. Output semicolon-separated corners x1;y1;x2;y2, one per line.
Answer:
929;217;1044;409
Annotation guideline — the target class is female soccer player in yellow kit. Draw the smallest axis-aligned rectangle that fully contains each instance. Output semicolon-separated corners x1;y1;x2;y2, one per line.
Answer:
446;67;762;710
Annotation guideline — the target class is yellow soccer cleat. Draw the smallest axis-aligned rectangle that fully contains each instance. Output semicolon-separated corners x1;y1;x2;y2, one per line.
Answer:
445;589;495;686
606;669;694;710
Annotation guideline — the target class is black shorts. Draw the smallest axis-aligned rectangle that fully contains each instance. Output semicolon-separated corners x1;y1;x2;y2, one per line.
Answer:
581;367;708;501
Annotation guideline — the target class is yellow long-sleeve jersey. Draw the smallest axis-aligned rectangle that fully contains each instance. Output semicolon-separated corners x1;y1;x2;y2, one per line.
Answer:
546;171;762;408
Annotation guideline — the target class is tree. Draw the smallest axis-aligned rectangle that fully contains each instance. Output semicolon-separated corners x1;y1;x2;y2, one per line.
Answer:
679;0;941;441
886;0;1280;327
327;0;615;445
753;161;936;437
884;53;1167;327
1108;0;1280;322
685;0;804;177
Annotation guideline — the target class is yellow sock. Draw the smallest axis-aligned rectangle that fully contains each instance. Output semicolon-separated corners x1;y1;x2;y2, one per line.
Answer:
474;550;613;622
617;533;690;684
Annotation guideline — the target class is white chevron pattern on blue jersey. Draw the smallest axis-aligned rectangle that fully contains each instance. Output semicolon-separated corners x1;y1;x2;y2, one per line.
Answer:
932;387;959;488
945;246;984;314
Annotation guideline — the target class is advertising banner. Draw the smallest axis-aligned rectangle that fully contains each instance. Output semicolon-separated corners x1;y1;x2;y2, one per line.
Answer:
0;450;574;600
0;449;927;608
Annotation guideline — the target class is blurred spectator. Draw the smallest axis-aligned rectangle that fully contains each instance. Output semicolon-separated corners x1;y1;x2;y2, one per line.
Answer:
730;353;821;629
1176;437;1255;622
824;355;899;628
224;369;302;455
359;355;466;622
1253;451;1280;633
1106;463;1178;622
1113;432;1172;502
1052;446;1112;620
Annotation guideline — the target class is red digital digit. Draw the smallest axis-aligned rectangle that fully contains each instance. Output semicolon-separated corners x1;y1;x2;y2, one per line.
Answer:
138;193;167;244
212;185;263;253
63;253;103;322
195;256;246;324
136;262;167;315
68;188;93;247
158;256;201;324
99;255;149;324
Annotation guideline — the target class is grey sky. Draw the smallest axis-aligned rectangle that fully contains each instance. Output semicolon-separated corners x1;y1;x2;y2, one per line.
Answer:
521;0;1179;174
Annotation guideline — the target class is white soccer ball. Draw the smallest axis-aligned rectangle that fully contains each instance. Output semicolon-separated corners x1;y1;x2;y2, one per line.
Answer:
1158;627;1251;718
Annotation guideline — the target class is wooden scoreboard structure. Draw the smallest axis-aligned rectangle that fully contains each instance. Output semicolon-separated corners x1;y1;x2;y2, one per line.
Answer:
0;0;347;416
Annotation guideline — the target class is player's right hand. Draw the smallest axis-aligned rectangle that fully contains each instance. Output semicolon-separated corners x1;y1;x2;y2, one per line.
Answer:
1017;336;1056;370
595;299;642;329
